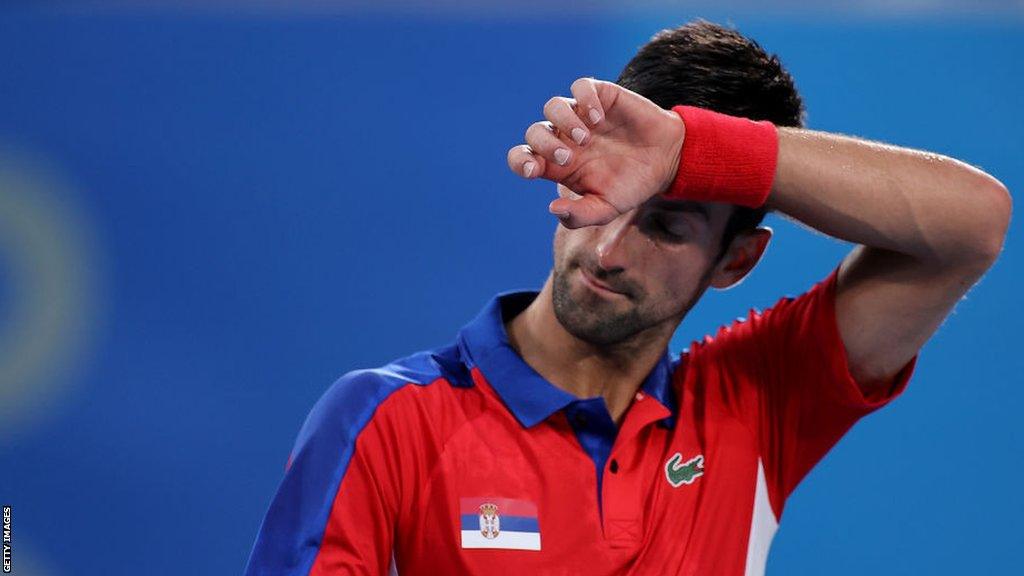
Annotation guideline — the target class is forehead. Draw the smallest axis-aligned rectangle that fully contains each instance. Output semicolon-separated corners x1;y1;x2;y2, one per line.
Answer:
553;183;734;231
649;198;710;218
646;197;733;227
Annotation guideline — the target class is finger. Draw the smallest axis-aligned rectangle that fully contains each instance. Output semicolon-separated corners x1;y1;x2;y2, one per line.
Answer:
549;194;620;228
525;121;575;168
571;77;604;127
507;144;545;179
543;96;590;146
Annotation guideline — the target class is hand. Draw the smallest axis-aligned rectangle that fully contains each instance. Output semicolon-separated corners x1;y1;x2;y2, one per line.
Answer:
506;77;686;228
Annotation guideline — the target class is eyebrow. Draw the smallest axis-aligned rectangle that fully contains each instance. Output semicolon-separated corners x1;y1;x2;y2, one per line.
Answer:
653;201;711;222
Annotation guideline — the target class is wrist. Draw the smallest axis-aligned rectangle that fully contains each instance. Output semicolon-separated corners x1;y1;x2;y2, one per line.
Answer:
666;105;778;209
659;108;687;197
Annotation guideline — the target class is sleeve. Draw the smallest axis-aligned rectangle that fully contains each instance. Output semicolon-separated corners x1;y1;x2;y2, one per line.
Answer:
712;265;918;519
243;371;403;576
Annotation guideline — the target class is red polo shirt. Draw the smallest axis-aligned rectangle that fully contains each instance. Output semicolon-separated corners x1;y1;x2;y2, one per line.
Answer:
245;266;917;575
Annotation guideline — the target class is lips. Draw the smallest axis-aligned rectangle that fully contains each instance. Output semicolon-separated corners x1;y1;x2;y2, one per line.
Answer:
579;267;629;298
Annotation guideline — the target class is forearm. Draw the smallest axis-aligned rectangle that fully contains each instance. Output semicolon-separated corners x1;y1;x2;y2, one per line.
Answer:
766;127;1012;272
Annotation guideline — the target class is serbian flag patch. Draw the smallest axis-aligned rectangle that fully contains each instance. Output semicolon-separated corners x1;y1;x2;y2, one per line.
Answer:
459;496;541;551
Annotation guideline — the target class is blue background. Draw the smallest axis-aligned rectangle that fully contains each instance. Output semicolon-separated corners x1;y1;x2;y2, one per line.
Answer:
1;4;1021;575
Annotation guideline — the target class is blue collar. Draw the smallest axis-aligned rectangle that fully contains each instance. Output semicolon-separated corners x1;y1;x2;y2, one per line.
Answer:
457;290;677;429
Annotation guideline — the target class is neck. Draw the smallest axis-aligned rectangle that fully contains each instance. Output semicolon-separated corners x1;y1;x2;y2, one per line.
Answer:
506;273;677;424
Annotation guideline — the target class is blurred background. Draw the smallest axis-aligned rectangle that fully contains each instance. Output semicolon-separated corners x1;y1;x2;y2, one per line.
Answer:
1;1;1021;574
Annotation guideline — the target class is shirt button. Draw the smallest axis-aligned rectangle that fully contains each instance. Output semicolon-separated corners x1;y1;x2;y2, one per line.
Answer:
609;459;619;474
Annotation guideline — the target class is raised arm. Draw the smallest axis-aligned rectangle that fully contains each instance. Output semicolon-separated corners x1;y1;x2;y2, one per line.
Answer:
767;129;1011;393
506;77;1012;396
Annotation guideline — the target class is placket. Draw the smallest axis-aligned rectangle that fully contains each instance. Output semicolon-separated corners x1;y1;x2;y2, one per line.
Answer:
600;390;671;547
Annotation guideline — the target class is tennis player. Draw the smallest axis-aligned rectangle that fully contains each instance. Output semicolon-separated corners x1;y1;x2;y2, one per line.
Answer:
244;20;1010;575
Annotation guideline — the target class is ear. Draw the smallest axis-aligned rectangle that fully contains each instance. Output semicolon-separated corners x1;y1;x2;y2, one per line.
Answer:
709;226;772;289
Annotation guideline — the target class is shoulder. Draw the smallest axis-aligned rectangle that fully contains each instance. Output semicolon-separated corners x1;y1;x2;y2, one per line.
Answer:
682;270;839;361
246;345;477;574
290;341;475;463
670;271;843;391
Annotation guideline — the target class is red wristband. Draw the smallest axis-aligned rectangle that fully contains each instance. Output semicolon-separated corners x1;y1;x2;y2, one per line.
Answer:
667;105;778;208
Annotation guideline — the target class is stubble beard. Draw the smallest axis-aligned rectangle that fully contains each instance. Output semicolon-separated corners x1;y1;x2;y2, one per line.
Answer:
550;259;715;348
551;263;644;346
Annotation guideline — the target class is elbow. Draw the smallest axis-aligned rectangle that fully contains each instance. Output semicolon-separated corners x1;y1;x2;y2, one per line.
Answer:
978;177;1011;262
963;175;1012;271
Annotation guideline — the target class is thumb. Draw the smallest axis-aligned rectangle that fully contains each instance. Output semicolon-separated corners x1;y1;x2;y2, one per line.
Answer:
549;195;619;229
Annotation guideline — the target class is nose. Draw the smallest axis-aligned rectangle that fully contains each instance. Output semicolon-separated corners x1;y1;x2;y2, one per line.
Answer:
595;211;635;271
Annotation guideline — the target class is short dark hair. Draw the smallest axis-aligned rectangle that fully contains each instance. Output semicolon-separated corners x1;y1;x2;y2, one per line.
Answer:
616;20;805;261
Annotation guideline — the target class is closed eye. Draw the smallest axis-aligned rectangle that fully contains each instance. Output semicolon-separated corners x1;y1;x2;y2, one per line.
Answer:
648;215;690;241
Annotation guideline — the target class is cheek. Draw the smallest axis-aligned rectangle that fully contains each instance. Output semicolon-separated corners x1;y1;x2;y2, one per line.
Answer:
553;226;592;265
552;226;569;265
643;251;714;302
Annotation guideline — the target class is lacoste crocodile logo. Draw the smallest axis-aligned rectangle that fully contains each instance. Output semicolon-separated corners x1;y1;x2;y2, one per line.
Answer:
665;453;704;487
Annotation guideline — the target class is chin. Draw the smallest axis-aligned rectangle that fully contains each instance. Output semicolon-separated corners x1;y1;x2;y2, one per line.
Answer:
553;287;645;347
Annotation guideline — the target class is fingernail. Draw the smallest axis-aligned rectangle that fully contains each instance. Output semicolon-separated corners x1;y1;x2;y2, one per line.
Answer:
554;148;570;166
589;108;602;125
571;127;587;145
523;161;536;178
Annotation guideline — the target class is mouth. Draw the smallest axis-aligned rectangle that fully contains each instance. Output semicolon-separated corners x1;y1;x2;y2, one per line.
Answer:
578;267;630;299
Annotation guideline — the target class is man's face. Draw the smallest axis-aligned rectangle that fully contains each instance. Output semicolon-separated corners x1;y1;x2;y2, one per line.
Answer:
551;184;736;347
